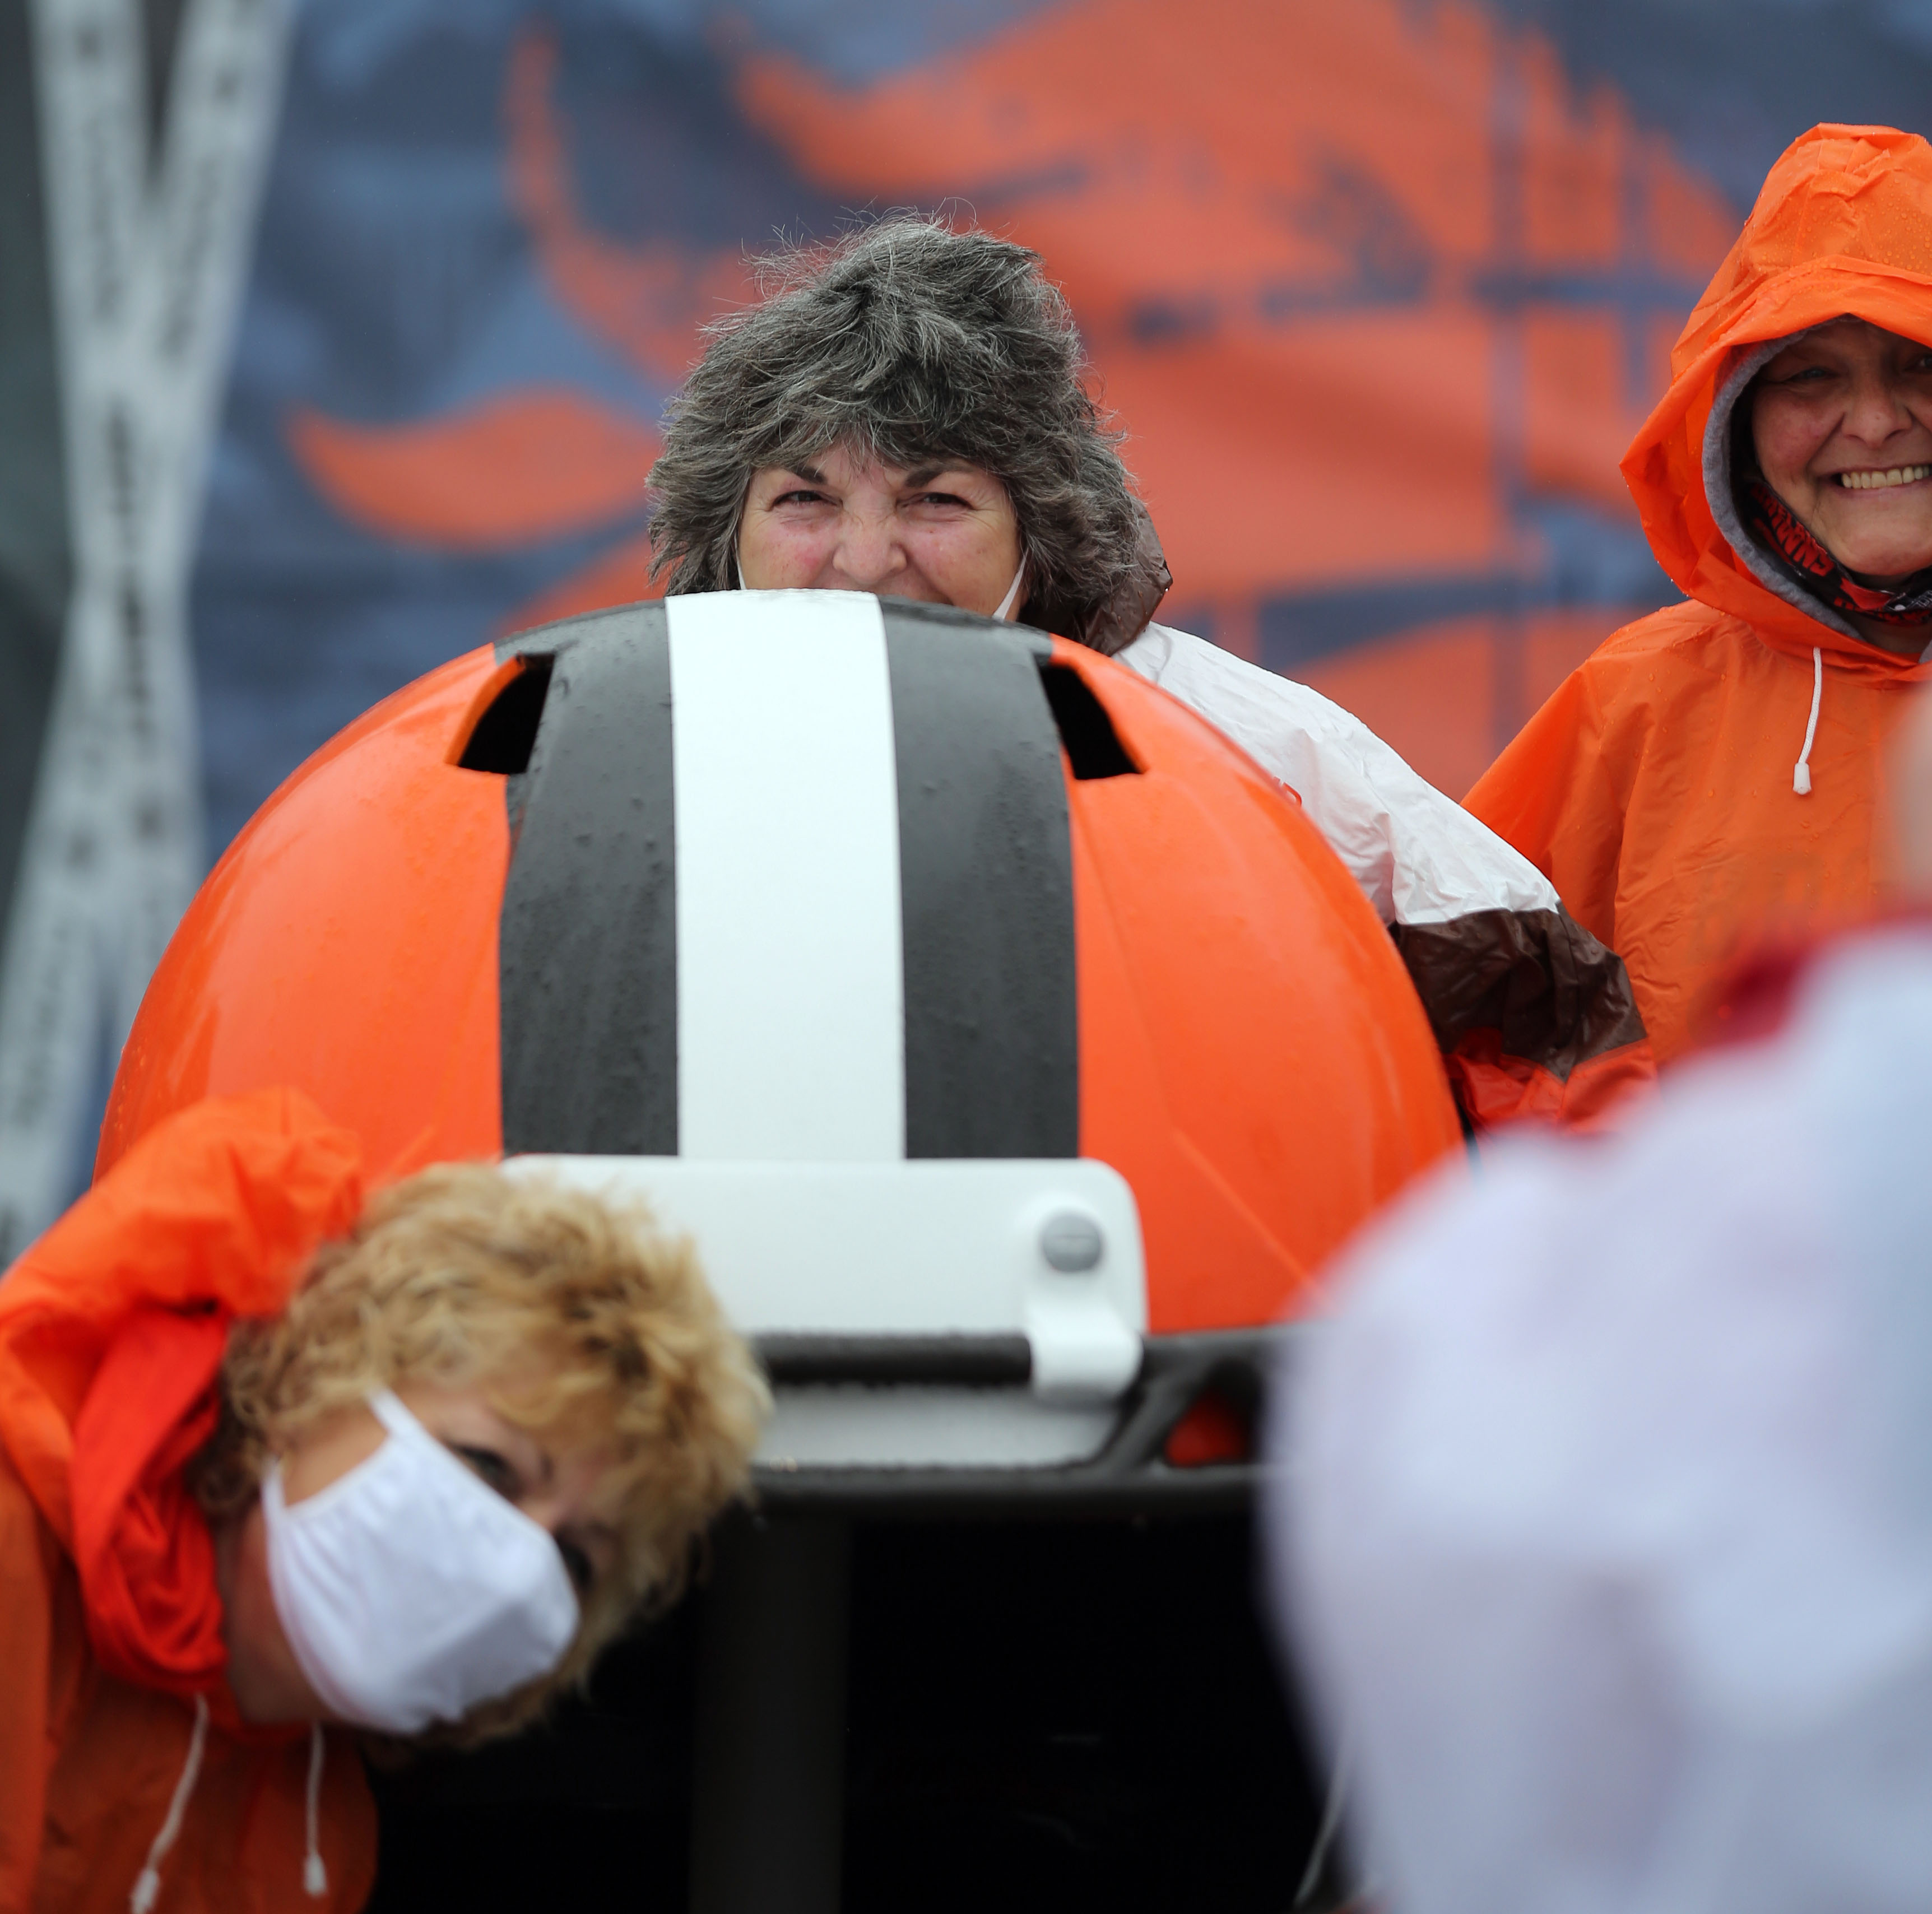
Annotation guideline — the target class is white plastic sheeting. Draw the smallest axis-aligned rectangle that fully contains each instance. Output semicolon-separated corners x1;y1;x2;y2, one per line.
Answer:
1118;623;1558;928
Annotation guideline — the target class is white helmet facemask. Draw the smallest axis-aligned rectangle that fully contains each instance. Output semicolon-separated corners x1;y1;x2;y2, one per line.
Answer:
261;1389;580;1734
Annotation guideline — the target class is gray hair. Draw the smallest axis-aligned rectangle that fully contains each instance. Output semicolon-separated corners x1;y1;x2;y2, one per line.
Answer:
646;217;1171;653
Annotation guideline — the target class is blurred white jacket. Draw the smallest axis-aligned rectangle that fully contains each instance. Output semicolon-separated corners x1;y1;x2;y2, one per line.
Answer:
1271;919;1932;1914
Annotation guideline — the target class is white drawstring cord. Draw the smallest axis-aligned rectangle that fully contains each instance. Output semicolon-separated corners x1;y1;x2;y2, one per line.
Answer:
304;1723;329;1898
124;1698;327;1908
1794;645;1823;795
131;1695;210;1913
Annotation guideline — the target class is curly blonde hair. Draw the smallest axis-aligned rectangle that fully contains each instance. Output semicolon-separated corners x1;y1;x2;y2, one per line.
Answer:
193;1163;769;1745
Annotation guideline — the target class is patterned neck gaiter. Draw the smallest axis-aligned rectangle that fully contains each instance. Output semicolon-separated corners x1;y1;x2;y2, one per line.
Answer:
1742;477;1932;627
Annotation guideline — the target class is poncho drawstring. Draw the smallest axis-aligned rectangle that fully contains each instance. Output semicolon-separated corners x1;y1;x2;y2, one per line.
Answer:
131;1695;210;1913
1794;647;1823;795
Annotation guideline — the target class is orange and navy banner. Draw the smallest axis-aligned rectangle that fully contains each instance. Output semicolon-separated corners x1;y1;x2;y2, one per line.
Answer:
3;0;1930;1230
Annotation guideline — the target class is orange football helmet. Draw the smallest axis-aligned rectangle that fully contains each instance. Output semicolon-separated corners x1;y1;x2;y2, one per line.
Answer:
103;593;1457;1503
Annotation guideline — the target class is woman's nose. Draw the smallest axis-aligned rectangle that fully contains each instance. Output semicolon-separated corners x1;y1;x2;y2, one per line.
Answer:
1846;366;1919;444
832;509;909;590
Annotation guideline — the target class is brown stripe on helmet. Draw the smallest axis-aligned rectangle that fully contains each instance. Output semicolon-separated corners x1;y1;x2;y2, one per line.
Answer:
881;602;1079;1159
493;603;678;1155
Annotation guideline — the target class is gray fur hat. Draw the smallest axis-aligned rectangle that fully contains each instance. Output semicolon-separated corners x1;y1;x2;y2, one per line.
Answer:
645;216;1171;654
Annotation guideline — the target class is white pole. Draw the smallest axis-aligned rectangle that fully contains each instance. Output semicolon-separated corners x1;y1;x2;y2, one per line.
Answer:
0;0;292;1258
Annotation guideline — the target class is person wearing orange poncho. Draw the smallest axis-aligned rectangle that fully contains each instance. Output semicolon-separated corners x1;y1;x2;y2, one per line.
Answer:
1466;124;1932;1063
0;1090;763;1912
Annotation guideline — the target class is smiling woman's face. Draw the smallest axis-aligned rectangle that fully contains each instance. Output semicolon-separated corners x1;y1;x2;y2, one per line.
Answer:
1752;318;1932;586
736;439;1024;617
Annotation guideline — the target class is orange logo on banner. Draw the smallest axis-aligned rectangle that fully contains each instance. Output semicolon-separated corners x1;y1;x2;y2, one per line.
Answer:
286;0;1737;793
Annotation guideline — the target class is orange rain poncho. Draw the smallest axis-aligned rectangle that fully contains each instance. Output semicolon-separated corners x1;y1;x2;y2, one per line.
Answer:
1466;125;1932;1062
0;1092;375;1914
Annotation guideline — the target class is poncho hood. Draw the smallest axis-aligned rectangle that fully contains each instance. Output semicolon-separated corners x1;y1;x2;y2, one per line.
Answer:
0;1090;363;1702
1623;123;1932;685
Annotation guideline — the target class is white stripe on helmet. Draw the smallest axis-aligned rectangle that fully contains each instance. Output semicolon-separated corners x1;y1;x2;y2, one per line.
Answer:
666;590;906;1160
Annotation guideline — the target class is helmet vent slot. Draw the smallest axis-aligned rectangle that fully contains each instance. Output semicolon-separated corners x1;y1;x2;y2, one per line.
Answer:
457;653;554;774
1038;662;1140;779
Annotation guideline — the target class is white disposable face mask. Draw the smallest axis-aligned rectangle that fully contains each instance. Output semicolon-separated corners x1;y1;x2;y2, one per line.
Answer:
261;1389;580;1734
